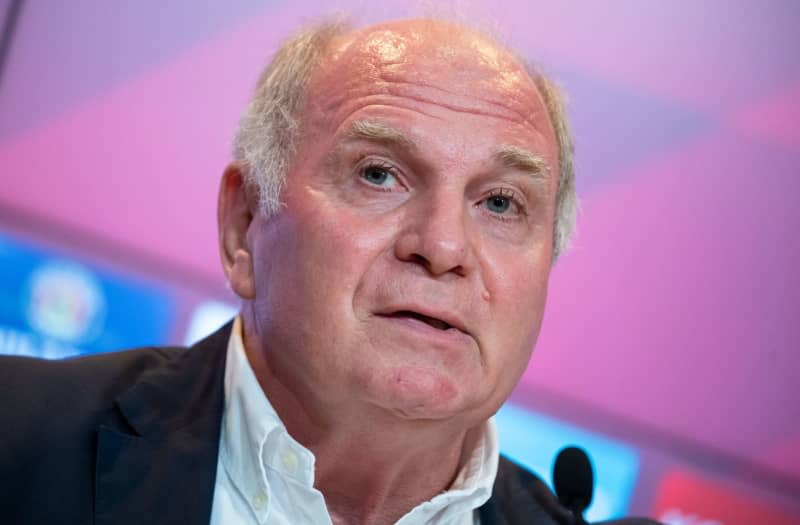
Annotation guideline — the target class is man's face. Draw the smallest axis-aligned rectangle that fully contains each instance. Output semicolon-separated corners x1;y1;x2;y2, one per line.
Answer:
245;21;559;427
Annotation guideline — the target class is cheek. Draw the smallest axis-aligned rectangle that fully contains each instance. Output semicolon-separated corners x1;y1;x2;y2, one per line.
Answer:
275;193;400;319
482;247;551;359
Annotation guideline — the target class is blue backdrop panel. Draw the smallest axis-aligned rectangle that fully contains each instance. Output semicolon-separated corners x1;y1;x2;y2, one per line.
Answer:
0;231;176;358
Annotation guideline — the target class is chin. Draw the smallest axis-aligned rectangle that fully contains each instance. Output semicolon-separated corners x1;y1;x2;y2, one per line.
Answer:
372;365;471;420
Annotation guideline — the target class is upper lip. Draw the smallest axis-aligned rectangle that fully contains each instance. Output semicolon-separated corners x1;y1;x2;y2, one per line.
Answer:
375;305;471;336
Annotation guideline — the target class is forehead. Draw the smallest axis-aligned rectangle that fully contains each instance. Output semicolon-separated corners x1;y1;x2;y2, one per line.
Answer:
302;20;558;171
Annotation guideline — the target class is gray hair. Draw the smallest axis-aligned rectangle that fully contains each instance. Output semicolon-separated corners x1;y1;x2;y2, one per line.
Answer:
232;19;577;260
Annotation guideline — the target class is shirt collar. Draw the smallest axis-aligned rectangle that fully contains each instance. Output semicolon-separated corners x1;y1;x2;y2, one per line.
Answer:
220;315;499;523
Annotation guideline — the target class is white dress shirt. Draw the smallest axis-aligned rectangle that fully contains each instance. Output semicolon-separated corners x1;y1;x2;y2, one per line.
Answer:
209;316;499;525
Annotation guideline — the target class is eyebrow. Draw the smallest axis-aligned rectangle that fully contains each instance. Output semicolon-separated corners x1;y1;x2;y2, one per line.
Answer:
330;120;550;182
342;120;418;152
323;120;417;171
491;145;550;182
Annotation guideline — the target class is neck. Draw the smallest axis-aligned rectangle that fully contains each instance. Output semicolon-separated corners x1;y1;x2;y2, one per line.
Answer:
240;313;481;525
312;424;470;525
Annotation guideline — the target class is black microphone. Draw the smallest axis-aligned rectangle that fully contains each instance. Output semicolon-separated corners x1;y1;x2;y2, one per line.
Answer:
553;445;594;525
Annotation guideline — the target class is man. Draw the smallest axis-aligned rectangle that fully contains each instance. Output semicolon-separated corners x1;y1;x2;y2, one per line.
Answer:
0;17;659;525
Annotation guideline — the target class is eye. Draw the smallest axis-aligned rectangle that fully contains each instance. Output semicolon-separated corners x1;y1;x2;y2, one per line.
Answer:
361;162;399;189
486;195;511;214
482;188;521;216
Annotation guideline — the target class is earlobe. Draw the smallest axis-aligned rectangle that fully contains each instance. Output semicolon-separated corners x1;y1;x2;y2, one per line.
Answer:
218;163;256;300
229;248;256;300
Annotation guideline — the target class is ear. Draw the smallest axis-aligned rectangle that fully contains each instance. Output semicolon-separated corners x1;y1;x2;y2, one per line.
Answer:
218;163;257;300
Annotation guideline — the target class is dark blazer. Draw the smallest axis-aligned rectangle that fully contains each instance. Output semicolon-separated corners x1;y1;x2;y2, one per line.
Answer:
0;322;659;525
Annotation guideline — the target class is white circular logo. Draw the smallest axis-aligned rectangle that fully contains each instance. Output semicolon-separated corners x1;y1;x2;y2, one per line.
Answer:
25;260;106;344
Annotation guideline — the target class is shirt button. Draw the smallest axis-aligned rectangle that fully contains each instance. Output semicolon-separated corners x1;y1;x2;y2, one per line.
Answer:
281;449;299;474
252;490;267;510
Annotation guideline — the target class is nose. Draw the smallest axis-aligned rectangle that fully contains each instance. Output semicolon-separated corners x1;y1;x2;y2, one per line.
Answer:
394;194;475;277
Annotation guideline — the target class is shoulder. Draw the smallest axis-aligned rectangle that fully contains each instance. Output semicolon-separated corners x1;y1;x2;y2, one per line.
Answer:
0;346;181;413
0;346;181;463
0;323;232;518
0;321;232;441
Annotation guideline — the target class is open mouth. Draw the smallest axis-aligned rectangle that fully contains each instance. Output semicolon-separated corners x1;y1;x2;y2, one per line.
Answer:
384;310;455;331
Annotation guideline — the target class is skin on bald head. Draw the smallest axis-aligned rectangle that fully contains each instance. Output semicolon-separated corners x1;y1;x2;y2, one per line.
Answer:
314;19;550;133
328;18;520;74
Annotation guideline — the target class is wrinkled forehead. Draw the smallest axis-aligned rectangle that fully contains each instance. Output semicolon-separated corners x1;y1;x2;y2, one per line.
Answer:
312;20;548;126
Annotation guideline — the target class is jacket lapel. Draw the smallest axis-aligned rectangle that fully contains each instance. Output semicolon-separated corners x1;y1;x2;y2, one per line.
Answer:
94;321;232;525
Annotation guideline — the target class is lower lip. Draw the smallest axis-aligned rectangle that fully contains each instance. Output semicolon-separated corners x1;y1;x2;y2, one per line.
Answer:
375;314;472;346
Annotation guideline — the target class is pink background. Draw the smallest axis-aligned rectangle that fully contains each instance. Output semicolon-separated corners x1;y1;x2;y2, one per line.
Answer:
0;0;798;512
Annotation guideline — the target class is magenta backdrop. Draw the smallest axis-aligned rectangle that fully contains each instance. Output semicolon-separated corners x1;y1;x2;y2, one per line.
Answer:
0;0;798;510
